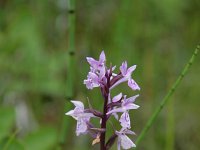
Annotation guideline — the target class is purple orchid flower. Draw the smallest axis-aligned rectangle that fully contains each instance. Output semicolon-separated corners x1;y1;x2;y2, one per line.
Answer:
84;51;106;89
84;72;100;89
65;101;94;136
86;51;106;71
108;93;123;120
128;78;140;91
108;92;123;104
107;95;139;128
119;111;131;129
115;128;136;150
107;94;139;114
111;61;140;91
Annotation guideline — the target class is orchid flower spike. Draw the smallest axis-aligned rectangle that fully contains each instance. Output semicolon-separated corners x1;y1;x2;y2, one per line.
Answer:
66;50;141;150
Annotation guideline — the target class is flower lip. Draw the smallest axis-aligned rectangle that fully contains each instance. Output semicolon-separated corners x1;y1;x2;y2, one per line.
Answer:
119;111;131;129
116;128;136;150
66;100;96;136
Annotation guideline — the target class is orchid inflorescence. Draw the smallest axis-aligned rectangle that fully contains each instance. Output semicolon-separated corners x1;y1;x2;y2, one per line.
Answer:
66;51;140;150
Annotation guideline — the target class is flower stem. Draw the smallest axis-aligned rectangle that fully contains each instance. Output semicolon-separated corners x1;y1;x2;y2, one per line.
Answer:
136;45;200;146
100;74;111;150
100;96;108;150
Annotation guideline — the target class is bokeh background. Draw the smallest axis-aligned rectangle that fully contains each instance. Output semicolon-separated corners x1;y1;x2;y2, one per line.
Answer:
0;0;200;150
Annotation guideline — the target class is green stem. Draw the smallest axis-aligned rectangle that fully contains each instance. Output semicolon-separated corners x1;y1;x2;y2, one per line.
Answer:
166;97;175;150
58;0;76;149
3;129;20;150
136;45;200;146
67;0;76;99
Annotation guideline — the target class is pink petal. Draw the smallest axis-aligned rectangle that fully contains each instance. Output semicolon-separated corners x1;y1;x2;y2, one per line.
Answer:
128;78;140;90
117;138;121;150
88;72;99;83
98;66;106;79
83;79;93;89
99;51;106;63
86;57;98;67
110;77;128;90
113;93;123;102
119;112;131;129
120;134;136;149
124;94;139;104
123;129;136;135
126;65;136;77
112;112;119;120
71;101;84;109
81;113;94;118
65;110;75;116
106;107;125;115
120;61;127;76
86;57;99;69
76;119;88;136
125;103;140;110
112;65;116;71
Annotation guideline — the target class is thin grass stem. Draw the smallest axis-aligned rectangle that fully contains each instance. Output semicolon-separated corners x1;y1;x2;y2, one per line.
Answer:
3;128;20;150
136;45;200;146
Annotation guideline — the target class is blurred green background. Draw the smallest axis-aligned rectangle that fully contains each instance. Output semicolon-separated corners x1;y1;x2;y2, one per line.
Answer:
0;0;200;150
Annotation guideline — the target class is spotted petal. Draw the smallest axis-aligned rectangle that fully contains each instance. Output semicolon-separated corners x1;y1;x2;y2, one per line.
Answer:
113;93;123;102
120;134;136;149
119;112;131;129
128;78;140;90
76;118;88;136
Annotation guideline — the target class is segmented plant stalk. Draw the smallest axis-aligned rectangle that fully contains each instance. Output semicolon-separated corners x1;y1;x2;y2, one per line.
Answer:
59;0;76;148
166;96;175;150
166;51;175;150
136;45;200;146
67;0;76;99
